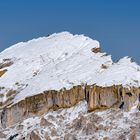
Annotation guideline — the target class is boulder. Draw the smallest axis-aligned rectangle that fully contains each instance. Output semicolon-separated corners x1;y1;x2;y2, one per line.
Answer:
91;47;101;53
0;69;7;77
40;117;52;127
30;131;41;140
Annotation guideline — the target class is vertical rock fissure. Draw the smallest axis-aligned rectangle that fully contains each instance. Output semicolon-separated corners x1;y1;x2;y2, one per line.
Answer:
84;85;87;102
138;93;140;110
1;107;6;128
84;85;89;103
98;92;101;106
119;87;124;109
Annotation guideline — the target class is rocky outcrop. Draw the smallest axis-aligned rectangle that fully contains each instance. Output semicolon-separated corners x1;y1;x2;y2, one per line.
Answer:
40;117;53;127
0;58;13;69
30;131;41;140
0;69;7;77
91;47;101;53
0;89;17;109
86;85;140;112
0;84;140;128
0;58;13;77
1;85;85;128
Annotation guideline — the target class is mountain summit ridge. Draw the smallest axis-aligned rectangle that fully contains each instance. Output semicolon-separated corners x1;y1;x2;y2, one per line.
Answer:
0;32;140;140
0;32;140;104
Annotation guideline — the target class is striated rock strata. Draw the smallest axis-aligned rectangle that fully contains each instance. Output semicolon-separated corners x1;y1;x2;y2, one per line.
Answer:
1;85;140;128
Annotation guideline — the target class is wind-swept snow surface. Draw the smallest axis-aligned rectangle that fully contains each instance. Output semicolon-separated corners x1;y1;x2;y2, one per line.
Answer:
0;32;140;103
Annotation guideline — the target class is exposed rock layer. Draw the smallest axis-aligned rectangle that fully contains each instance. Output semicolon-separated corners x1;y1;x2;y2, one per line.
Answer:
1;85;140;128
0;69;7;77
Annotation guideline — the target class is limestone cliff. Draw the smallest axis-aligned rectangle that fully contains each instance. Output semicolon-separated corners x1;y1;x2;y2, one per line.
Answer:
1;84;139;128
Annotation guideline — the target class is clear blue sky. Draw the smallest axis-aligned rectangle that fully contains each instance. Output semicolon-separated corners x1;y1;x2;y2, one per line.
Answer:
0;0;140;63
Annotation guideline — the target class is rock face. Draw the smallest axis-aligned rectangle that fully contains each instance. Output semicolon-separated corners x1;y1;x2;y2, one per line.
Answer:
1;85;85;128
30;131;41;140
91;47;101;53
1;84;139;128
0;58;13;77
0;89;16;109
0;58;13;69
86;85;140;112
0;69;7;77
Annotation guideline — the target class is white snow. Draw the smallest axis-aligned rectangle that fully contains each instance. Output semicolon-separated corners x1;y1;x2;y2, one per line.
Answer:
0;31;140;103
93;56;140;87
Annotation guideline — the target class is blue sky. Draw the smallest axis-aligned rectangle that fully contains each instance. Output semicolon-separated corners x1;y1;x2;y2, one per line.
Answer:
0;0;140;63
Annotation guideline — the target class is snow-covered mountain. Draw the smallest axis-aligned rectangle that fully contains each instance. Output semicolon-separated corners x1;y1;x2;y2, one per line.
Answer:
0;32;140;139
0;32;139;104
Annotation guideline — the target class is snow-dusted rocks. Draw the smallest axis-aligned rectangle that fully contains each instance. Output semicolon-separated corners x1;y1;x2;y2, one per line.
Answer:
2;101;140;140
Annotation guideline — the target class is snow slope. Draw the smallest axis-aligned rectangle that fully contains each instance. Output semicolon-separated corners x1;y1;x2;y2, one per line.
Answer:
0;32;140;103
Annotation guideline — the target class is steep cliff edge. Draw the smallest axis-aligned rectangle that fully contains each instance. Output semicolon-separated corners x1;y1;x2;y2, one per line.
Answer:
1;85;140;128
0;32;140;139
